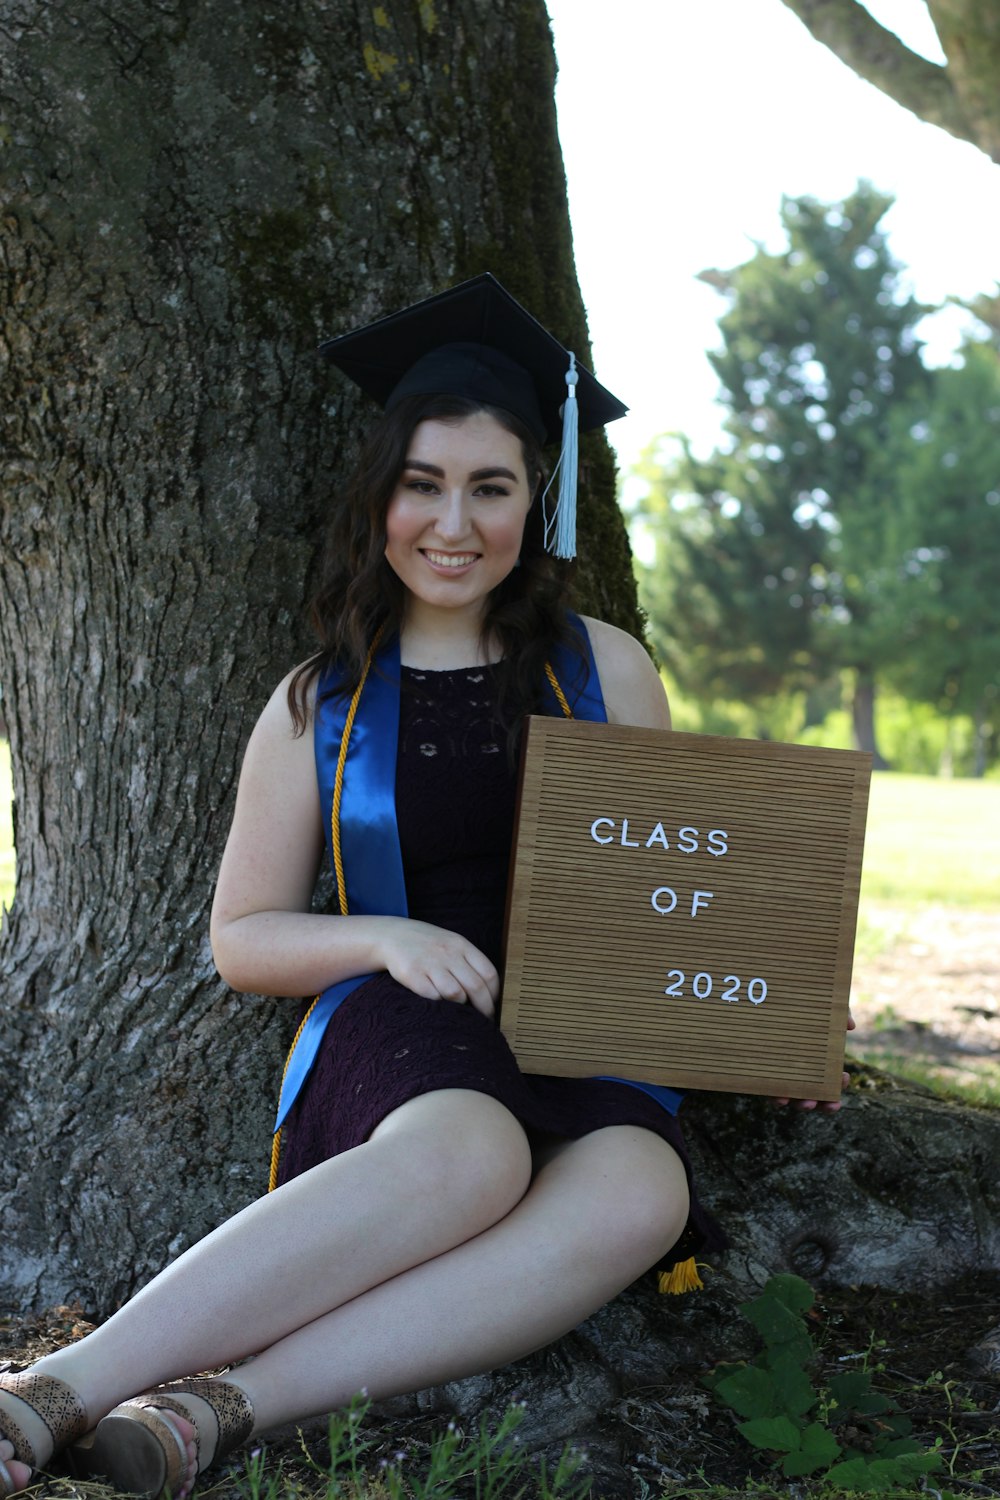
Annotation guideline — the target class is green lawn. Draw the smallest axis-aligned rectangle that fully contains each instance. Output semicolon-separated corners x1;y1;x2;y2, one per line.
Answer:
859;771;1000;908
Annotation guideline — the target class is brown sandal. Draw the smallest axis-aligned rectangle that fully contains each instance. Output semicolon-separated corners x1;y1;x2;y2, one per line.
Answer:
70;1376;254;1498
0;1368;89;1495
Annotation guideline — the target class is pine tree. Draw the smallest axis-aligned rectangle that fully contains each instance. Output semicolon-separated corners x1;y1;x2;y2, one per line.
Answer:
877;341;1000;773
639;183;930;763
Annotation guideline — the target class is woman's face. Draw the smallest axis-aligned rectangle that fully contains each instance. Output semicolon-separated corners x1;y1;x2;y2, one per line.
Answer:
384;411;534;621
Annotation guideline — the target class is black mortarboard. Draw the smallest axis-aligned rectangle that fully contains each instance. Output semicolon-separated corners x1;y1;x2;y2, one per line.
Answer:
319;273;627;446
319;274;627;558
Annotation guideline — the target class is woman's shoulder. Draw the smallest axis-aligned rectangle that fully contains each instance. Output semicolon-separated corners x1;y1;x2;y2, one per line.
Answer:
252;661;321;742
576;615;671;731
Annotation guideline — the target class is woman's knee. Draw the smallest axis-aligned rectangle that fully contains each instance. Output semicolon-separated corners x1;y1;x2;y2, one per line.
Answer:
566;1128;691;1269
370;1089;533;1221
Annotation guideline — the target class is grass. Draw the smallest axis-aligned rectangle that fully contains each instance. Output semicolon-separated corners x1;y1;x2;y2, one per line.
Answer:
212;1399;590;1500
859;1051;1000;1110
841;773;999;1108
858;771;1000;908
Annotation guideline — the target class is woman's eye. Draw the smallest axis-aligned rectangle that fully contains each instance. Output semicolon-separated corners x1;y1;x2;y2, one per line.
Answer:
475;484;509;498
406;479;439;494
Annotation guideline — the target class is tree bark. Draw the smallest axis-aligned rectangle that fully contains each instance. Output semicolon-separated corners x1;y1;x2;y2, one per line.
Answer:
779;0;1000;162
850;671;890;769
973;705;990;778
0;0;641;1313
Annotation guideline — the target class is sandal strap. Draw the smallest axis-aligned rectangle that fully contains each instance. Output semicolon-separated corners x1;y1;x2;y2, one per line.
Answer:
0;1405;32;1469
141;1378;254;1462
124;1393;205;1464
0;1371;89;1465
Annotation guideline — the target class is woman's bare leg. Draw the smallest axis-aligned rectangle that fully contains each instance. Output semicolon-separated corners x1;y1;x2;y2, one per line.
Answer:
5;1112;688;1494
220;1124;689;1433
4;1091;531;1469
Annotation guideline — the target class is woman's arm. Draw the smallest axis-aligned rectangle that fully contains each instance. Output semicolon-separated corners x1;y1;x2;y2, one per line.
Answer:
579;616;672;730
210;672;498;1014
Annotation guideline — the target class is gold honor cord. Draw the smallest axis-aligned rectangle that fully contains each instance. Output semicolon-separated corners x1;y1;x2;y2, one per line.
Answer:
543;660;573;719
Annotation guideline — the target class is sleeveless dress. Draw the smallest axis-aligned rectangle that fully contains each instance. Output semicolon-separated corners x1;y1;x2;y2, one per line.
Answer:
275;663;725;1275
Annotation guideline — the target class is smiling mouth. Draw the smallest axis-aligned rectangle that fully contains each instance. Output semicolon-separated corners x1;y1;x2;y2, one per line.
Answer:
422;549;480;568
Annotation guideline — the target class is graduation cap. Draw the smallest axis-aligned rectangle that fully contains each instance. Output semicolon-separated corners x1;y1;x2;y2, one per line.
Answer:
319;273;628;558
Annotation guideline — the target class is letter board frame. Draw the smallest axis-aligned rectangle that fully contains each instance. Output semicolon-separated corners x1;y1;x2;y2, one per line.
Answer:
500;718;872;1100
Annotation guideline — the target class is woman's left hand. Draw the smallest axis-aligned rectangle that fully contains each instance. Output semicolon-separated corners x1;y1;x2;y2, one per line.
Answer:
772;1008;856;1113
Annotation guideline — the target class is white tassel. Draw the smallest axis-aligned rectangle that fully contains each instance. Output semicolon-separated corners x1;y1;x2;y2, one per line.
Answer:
542;352;579;559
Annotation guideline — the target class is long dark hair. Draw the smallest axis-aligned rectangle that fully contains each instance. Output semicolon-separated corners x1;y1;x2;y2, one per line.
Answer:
287;394;584;744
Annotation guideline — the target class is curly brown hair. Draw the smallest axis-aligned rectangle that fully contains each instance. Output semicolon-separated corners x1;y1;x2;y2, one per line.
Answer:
287;394;586;747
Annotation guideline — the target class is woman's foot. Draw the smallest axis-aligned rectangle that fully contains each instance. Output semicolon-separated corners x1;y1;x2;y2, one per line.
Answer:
0;1370;89;1495
72;1403;198;1500
71;1377;252;1500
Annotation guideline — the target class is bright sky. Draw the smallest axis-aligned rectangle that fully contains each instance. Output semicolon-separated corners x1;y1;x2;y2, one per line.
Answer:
545;0;1000;471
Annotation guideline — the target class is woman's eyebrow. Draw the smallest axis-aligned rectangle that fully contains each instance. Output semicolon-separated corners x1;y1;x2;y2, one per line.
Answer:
402;461;518;481
403;459;445;476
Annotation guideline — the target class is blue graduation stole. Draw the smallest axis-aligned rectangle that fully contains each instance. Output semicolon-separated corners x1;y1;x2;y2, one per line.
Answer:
273;613;684;1129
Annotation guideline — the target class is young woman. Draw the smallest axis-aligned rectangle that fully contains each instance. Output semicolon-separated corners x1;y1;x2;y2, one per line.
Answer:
0;277;843;1500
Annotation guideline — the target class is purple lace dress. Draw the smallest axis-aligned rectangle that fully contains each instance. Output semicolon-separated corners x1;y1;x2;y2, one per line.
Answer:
275;664;724;1273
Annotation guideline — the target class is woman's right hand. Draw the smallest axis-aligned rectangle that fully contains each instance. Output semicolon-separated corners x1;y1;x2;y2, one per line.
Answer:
378;919;499;1017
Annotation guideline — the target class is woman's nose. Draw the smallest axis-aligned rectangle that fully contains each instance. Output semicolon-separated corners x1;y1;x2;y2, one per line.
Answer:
434;490;471;538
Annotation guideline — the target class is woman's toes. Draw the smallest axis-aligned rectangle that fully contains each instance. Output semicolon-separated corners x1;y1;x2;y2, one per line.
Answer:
0;1439;33;1494
154;1412;198;1499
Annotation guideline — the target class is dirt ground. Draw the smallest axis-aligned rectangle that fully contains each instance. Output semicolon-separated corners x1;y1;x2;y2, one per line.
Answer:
849;903;1000;1097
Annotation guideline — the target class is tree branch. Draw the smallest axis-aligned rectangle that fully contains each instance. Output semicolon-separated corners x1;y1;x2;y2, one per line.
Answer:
778;0;983;156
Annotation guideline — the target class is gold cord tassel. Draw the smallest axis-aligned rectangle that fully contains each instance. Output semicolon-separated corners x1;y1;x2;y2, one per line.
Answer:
658;1256;704;1295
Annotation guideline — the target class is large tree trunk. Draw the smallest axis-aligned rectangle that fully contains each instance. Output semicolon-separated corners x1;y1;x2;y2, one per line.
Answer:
0;0;641;1313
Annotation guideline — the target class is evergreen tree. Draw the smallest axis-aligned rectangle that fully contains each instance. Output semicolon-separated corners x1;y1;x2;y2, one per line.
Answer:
877;341;1000;774
639;183;930;763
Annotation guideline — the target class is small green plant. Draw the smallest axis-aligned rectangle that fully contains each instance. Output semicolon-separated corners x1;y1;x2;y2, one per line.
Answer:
917;1368;984;1484
240;1393;592;1499
702;1274;944;1493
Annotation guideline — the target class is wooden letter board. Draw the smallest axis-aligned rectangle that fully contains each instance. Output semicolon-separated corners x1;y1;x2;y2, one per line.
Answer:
501;719;872;1101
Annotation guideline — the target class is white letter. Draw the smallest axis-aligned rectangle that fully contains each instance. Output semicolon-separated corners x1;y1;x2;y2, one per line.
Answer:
590;817;614;845
645;821;670;850
690;890;714;917
651;886;678;915
707;829;729;857
677;825;699;853
620;817;640;848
